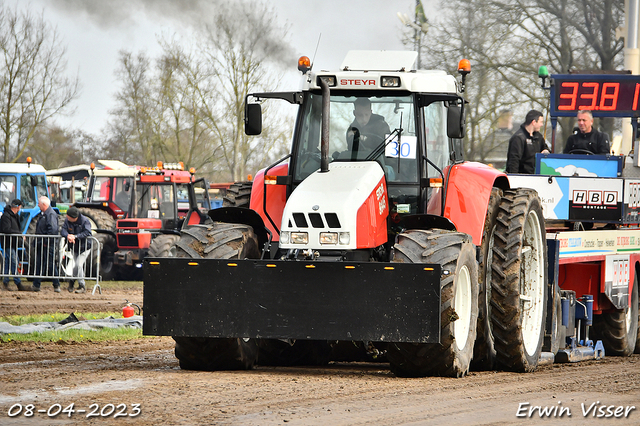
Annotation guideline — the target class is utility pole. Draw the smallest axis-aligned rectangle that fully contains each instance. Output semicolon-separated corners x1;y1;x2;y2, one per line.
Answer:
397;0;429;69
620;0;640;155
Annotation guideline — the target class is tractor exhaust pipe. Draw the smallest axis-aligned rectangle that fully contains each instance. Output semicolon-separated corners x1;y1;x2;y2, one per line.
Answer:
320;78;330;173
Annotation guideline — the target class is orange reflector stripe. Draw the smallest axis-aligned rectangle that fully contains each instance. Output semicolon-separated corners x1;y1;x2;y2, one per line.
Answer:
384;267;394;270
424;267;434;271
188;262;198;266
227;263;238;267
149;261;159;265
306;265;316;269
345;266;355;269
266;264;276;268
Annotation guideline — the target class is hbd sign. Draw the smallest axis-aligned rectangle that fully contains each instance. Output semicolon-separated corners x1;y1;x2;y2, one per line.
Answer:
572;190;618;207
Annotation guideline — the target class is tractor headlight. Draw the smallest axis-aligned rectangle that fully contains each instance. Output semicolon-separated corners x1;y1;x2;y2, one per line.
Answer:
290;232;309;244
319;232;338;245
280;231;290;244
339;232;350;245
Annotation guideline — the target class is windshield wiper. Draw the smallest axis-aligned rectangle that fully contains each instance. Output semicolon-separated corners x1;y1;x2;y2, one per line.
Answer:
365;127;403;161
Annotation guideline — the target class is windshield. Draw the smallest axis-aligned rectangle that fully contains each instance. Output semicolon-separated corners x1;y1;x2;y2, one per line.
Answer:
294;93;417;182
89;177;111;202
0;176;16;206
20;174;47;209
136;183;176;220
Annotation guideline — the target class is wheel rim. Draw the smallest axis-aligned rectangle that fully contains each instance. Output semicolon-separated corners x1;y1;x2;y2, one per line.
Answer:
455;264;472;350
521;210;545;357
485;225;496;338
626;303;632;334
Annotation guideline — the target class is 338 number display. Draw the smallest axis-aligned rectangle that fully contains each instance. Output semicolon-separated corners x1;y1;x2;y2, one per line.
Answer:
552;75;640;116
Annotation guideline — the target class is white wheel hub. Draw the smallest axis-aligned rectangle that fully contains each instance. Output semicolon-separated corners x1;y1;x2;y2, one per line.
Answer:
521;210;545;357
454;264;472;350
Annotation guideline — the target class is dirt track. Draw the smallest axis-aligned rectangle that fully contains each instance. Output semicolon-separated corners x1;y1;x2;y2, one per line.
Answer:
1;286;639;425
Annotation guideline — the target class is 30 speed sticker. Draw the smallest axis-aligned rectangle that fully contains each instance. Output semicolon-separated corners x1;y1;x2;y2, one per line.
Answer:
7;403;141;418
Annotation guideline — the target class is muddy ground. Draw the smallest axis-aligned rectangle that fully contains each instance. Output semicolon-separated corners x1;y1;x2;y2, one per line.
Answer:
1;285;639;425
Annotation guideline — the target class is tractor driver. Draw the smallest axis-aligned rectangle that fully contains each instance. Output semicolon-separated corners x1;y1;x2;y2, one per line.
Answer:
346;97;391;156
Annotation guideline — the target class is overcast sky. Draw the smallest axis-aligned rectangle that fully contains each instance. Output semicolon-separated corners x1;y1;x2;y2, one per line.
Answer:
7;0;430;135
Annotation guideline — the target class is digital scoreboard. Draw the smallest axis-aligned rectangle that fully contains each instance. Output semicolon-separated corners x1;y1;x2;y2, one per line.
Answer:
551;74;640;117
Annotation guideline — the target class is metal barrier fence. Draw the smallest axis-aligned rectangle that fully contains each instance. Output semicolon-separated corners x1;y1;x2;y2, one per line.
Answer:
0;234;101;293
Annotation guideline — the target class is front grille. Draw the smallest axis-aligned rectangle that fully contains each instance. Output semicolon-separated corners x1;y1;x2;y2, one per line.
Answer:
118;221;138;228
293;213;308;228
308;213;324;228
118;234;139;247
324;213;341;228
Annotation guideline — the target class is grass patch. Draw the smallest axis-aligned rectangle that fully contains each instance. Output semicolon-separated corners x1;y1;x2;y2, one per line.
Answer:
1;327;143;343
0;312;121;326
0;311;145;343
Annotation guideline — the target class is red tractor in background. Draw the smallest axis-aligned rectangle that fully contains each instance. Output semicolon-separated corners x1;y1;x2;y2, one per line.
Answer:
114;162;212;279
71;160;137;280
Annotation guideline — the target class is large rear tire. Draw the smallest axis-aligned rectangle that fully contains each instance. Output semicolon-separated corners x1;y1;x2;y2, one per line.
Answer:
77;208;117;280
491;188;547;372
592;273;639;356
222;182;252;208
472;187;501;371
172;222;260;370
386;229;478;378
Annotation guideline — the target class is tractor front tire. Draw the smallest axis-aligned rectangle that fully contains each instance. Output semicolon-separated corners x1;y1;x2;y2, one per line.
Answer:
173;337;258;371
387;229;478;378
592;274;639;356
491;188;548;372
147;234;180;258
172;222;260;370
472;187;501;371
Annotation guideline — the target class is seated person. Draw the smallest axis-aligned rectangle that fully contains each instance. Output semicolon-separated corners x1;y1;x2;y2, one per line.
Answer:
563;110;610;155
345;97;391;157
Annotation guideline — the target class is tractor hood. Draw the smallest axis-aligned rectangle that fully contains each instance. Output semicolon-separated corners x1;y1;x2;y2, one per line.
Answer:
279;161;388;251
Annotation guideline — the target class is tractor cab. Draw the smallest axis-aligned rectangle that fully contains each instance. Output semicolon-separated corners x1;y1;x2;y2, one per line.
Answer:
244;51;468;254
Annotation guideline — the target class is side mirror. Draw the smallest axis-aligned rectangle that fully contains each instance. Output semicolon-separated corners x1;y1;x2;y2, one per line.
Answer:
245;103;262;136
30;175;38;187
447;102;465;139
124;179;131;191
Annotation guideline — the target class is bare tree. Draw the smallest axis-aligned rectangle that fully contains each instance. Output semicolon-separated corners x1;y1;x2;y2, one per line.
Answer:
198;1;294;181
0;4;79;163
409;0;624;163
106;51;155;164
105;1;294;181
29;125;100;169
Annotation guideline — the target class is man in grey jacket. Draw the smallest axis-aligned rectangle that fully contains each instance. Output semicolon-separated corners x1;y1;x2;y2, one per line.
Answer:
32;196;60;292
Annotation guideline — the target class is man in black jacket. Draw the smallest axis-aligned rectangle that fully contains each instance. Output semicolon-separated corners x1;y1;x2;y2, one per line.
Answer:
60;206;92;293
563;110;610;154
506;110;549;174
32;196;60;292
346;97;391;155
1;199;26;291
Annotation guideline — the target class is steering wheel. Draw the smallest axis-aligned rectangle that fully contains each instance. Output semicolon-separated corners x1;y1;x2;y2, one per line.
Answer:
568;149;594;155
359;132;385;148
